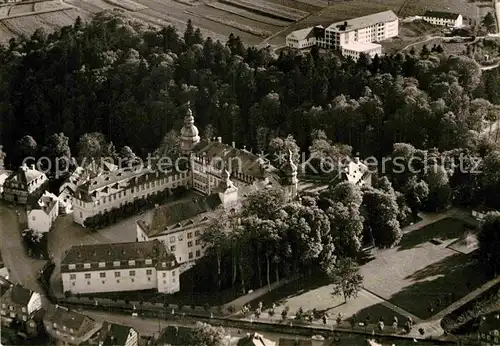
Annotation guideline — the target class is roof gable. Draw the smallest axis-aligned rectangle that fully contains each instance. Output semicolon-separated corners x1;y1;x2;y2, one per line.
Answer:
423;10;460;19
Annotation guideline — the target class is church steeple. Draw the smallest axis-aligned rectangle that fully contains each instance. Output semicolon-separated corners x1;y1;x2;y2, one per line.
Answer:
281;149;298;200
180;101;200;154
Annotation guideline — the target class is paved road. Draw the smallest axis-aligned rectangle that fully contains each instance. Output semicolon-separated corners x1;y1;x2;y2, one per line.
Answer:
79;308;321;344
0;204;45;292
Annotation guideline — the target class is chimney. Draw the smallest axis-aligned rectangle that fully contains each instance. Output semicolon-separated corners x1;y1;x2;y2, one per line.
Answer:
217;137;222;143
20;163;28;171
354;157;360;164
29;164;35;170
344;21;348;26
232;141;235;148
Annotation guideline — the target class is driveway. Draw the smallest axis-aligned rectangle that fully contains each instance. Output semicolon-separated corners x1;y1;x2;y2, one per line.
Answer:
47;211;147;298
0;203;45;292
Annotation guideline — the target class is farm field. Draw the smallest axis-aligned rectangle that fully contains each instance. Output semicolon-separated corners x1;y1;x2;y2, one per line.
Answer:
0;0;484;47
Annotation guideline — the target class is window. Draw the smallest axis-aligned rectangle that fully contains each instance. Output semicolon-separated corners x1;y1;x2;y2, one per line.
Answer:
117;280;120;283
163;280;166;284
188;241;192;248
21;307;26;313
100;272;106;278
169;236;175;243
79;212;82;218
177;235;183;241
84;273;91;279
70;274;76;280
163;272;166;278
115;272;121;278
195;239;201;245
189;252;193;259
129;270;135;276
170;245;176;252
162;262;166;267
195;231;200;236
146;269;152;275
131;278;135;283
68;264;76;270
172;270;176;276
113;261;120;267
173;278;176;283
128;260;135;266
187;232;192;239
145;259;152;265
32;216;35;221
196;250;200;257
83;263;91;269
98;262;105;268
87;281;90;285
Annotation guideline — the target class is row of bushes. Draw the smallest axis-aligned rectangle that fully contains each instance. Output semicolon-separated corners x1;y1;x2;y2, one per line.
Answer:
441;283;500;333
83;186;189;230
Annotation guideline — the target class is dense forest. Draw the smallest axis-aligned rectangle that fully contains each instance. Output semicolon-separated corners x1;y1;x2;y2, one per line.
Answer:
2;10;500;163
3;9;500;296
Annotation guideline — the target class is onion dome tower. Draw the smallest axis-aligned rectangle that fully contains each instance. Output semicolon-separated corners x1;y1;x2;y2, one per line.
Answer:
180;101;200;154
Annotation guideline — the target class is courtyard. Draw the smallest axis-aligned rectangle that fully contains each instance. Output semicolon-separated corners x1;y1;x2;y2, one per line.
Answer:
244;212;486;329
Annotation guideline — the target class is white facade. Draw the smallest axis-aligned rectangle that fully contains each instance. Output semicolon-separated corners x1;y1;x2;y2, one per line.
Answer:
137;218;208;266
61;265;179;295
27;191;59;233
286;27;317;49
60;240;180;295
316;11;399;50
342;42;382;60
73;169;189;226
3;164;48;204
422;12;463;27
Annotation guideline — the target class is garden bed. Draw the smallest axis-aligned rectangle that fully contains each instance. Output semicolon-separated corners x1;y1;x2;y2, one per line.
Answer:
219;0;305;22
441;282;500;333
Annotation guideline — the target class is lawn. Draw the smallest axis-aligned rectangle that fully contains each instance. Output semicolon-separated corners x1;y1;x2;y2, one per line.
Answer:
362;217;487;320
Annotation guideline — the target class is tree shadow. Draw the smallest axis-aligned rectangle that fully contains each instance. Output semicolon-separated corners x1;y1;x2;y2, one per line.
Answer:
347;302;408;331
388;252;488;319
397;218;476;251
245;274;331;310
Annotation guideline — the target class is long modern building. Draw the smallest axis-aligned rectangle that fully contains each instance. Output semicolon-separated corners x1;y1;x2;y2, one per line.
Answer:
286;10;399;59
60;240;180;295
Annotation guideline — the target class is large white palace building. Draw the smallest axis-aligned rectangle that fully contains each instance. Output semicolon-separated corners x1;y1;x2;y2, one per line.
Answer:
72;102;298;227
61;240;179;295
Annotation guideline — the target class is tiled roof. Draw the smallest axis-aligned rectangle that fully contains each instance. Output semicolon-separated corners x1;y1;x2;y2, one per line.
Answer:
237;332;276;346
0;276;12;297
60;240;174;269
29;191;58;214
193;140;276;180
287;27;314;41
8;284;33;305
138;195;222;236
423;10;460;20
327;10;398;32
44;305;98;335
5;164;46;185
278;338;313;346
92;322;135;346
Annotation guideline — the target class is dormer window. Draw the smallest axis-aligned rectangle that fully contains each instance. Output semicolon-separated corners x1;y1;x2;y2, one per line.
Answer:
53;323;57;328
145;259;152;265
68;264;76;270
113;261;120;267
98;262;105;268
128;260;135;266
83;263;91;269
171;260;175;267
162;262;166;267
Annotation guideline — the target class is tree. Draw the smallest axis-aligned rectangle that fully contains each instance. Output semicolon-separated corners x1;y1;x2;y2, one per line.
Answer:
119;146;138;167
268;134;300;167
482;12;496;33
478;212;500;276
156;130;181;161
77;132;109;163
44;132;72;171
17;135;38;159
327;257;363;303
362;187;402;247
190;322;228;346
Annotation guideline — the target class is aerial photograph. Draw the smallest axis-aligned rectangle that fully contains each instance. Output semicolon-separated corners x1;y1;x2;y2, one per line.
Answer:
2;0;500;345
